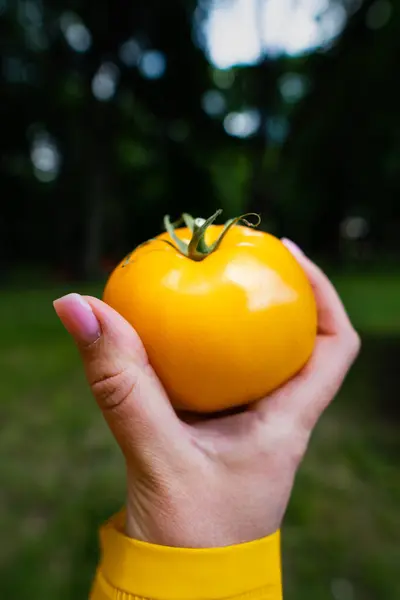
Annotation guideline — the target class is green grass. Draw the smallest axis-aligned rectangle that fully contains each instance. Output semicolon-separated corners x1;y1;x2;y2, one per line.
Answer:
332;273;400;335
0;278;399;599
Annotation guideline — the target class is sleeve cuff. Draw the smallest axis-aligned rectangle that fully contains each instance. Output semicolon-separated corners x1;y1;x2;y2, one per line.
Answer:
94;511;282;600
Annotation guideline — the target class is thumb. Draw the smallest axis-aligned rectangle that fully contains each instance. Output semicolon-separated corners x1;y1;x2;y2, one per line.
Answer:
53;293;181;457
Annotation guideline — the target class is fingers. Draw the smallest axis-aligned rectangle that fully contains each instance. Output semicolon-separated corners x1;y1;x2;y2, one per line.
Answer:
258;241;360;431
281;239;352;336
266;334;359;432
281;239;360;361
53;293;182;457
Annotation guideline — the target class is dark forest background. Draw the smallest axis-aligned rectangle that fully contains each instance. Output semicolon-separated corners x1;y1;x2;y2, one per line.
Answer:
1;1;399;599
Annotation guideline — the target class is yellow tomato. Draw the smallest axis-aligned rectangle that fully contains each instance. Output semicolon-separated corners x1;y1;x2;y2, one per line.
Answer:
103;211;317;413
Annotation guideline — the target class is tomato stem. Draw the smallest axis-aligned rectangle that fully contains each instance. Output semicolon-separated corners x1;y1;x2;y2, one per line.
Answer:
166;209;261;261
182;213;194;231
188;210;222;259
123;210;261;266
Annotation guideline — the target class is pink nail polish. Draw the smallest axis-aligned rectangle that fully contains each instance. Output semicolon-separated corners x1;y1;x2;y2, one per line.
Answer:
281;238;304;257
53;293;101;345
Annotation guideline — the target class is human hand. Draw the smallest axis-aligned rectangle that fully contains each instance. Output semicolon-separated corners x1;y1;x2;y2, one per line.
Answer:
53;241;360;548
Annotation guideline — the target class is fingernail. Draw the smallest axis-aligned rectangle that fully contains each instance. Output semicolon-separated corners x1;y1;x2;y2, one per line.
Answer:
281;238;304;257
53;293;101;345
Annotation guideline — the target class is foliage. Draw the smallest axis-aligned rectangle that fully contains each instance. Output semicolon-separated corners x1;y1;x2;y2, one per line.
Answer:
1;0;399;279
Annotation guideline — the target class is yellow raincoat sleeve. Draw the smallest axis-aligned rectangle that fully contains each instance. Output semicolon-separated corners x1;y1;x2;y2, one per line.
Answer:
90;511;282;600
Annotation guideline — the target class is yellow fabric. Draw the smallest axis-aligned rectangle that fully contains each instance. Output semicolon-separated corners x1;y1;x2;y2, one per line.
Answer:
90;511;282;600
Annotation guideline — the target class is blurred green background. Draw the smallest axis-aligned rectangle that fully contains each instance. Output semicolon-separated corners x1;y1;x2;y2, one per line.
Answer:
1;1;399;598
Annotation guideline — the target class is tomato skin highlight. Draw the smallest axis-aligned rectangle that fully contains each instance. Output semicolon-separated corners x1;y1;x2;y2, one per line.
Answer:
103;224;317;413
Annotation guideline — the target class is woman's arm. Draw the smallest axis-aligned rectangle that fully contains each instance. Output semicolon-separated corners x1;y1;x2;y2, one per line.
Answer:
54;240;359;600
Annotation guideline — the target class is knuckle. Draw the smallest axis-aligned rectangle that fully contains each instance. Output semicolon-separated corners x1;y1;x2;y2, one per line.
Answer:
91;368;136;410
346;328;361;359
287;436;309;468
284;422;310;466
256;412;309;467
338;325;361;362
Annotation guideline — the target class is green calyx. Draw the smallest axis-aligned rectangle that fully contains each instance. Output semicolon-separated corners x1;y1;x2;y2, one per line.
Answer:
122;209;261;267
162;209;261;261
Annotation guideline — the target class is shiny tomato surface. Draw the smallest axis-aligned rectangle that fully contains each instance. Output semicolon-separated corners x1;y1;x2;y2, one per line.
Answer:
103;224;317;413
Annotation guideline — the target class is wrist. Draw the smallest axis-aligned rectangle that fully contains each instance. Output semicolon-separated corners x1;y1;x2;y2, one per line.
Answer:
125;487;192;547
125;490;280;548
125;499;217;548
